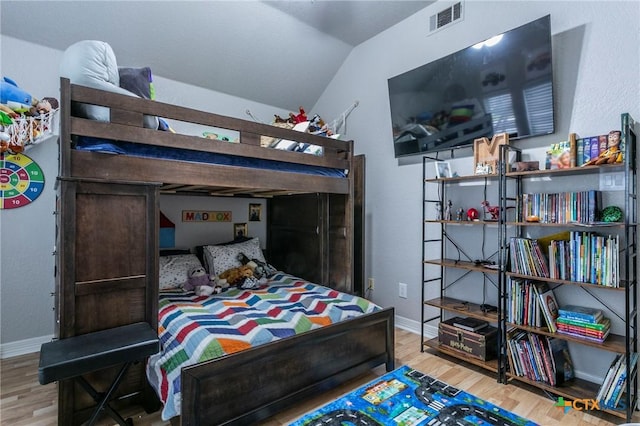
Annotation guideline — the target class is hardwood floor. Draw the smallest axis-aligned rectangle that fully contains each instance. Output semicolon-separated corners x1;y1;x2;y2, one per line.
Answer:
1;328;636;425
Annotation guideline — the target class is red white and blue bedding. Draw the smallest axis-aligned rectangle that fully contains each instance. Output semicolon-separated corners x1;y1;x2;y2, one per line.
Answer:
146;272;379;420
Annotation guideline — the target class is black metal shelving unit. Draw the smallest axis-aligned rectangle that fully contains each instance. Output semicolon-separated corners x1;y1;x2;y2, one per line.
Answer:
422;113;638;421
421;157;502;377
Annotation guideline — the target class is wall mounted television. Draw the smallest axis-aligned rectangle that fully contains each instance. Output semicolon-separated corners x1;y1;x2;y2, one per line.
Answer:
389;15;554;158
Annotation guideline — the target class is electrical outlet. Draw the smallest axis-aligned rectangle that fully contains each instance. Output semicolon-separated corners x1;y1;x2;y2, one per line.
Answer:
368;277;375;290
599;171;625;191
399;282;408;299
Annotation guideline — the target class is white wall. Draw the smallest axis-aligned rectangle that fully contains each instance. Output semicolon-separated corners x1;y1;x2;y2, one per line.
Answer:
313;0;639;381
0;36;284;356
159;195;267;250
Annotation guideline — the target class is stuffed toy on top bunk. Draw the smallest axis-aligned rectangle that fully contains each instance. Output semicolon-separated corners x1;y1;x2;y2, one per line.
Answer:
59;40;159;130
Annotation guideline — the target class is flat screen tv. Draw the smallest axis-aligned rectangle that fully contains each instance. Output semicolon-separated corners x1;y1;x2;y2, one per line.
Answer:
389;15;554;158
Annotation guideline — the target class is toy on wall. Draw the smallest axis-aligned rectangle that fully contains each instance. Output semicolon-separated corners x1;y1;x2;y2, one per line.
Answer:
0;152;45;209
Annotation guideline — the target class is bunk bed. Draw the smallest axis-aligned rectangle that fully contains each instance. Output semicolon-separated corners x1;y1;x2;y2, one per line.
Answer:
55;77;395;425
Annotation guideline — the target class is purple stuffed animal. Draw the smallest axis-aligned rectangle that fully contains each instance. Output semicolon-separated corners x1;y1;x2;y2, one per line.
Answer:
183;265;210;292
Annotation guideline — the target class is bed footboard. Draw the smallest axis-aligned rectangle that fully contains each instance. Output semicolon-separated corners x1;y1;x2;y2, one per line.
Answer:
180;307;395;425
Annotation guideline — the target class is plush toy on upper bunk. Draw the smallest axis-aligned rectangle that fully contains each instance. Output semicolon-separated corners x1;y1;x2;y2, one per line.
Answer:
59;40;160;130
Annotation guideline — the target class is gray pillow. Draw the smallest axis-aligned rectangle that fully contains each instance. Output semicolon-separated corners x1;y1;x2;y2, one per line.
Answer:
119;67;154;100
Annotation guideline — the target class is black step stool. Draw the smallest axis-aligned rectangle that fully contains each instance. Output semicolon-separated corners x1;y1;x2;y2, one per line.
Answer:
38;322;159;426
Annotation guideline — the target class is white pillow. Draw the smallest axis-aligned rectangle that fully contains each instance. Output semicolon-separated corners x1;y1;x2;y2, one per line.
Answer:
203;237;266;276
159;254;203;290
59;40;158;129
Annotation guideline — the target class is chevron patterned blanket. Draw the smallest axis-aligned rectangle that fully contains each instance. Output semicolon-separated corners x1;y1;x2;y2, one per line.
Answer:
146;272;379;420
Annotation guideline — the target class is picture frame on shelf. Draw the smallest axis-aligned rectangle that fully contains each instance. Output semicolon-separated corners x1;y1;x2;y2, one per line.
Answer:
435;161;453;179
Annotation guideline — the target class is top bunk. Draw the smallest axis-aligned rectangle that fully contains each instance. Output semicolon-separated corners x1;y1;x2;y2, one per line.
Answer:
58;77;354;197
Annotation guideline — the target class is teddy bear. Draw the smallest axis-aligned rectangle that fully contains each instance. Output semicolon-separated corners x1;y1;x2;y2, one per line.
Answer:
219;265;260;289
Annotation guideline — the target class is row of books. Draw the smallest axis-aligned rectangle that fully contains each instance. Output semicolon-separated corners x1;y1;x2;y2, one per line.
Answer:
507;279;558;332
507;330;574;387
596;352;639;409
556;305;610;344
509;237;549;278
518;190;600;224
548;232;620;287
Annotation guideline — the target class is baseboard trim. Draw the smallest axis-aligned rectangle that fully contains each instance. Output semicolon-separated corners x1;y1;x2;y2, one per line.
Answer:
395;314;437;339
1;334;52;359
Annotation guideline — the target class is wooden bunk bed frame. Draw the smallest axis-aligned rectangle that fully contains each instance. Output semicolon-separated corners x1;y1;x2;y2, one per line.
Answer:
56;77;395;425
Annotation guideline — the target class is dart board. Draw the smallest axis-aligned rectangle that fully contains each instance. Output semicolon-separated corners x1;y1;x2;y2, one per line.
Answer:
0;152;45;209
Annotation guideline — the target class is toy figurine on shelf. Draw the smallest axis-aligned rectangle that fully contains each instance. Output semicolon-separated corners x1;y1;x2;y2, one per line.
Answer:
583;130;623;165
481;200;500;221
444;200;453;221
456;208;464;221
435;201;442;220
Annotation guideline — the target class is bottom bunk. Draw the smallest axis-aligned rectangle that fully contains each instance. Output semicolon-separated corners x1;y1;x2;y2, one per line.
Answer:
146;272;395;425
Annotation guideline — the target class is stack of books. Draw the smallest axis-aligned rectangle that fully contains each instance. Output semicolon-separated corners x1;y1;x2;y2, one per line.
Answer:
556;305;610;343
596;353;639;409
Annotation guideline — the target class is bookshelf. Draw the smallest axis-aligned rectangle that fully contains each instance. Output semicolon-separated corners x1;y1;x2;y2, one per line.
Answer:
421;113;637;421
496;113;638;421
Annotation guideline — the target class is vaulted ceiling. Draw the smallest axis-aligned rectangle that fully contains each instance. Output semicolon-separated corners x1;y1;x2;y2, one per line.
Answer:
1;1;434;111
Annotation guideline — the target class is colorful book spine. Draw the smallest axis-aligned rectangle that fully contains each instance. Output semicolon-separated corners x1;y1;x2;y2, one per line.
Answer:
556;329;609;343
558;305;603;323
556;316;610;331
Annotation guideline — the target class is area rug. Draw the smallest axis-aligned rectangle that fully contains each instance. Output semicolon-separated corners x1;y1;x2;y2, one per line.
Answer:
291;365;538;425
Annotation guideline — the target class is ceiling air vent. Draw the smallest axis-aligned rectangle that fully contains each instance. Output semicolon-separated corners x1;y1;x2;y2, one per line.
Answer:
429;1;463;34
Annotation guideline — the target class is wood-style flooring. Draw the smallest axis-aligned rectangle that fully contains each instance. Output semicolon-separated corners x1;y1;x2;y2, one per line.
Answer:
1;328;637;425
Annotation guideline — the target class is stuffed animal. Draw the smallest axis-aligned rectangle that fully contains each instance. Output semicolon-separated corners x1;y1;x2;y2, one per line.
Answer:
1;77;33;112
237;252;277;279
184;265;210;292
219;265;260;289
289;107;307;124
219;265;253;284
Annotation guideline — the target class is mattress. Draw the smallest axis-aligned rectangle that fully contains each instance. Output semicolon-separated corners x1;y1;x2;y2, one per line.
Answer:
75;137;347;177
146;272;379;420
